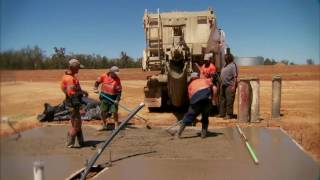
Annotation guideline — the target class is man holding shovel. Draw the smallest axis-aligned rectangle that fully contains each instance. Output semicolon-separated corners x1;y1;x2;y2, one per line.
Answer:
94;66;122;130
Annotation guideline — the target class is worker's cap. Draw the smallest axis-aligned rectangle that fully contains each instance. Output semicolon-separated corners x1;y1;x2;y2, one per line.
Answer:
69;59;84;68
204;53;213;61
190;72;199;79
109;66;120;75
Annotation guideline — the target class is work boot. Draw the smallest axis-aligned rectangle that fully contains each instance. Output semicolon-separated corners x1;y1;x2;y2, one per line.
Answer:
166;128;177;136
176;123;186;139
76;130;85;147
201;124;208;139
66;133;76;148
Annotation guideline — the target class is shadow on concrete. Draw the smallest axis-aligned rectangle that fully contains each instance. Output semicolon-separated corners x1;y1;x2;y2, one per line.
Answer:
182;131;224;139
207;131;224;137
110;151;157;164
77;140;104;149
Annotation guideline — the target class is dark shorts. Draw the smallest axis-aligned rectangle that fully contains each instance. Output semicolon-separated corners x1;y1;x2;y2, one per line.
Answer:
66;94;82;121
66;94;82;109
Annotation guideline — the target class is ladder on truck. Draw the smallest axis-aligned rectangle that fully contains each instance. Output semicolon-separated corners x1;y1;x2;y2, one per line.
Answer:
145;9;163;71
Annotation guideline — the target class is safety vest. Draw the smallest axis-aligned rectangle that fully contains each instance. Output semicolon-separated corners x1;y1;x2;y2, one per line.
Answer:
61;74;81;96
200;63;216;79
188;78;211;99
97;73;122;95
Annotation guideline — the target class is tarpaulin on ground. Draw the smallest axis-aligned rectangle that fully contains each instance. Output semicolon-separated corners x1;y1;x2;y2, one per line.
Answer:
37;97;101;122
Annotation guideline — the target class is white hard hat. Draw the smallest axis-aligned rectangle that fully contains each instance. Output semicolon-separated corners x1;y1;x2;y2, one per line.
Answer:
190;72;199;78
109;66;120;75
69;59;84;68
204;53;213;61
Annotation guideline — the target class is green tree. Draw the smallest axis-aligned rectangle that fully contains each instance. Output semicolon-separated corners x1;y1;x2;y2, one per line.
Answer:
306;58;314;65
0;46;45;69
52;47;67;69
264;58;272;65
280;60;289;65
0;46;142;69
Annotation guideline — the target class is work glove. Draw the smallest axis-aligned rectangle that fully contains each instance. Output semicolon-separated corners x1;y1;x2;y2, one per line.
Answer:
114;99;119;104
82;90;89;97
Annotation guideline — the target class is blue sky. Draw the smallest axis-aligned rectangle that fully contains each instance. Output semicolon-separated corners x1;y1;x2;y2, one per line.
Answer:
1;0;319;64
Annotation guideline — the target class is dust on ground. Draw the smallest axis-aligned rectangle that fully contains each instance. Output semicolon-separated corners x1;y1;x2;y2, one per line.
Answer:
0;65;319;162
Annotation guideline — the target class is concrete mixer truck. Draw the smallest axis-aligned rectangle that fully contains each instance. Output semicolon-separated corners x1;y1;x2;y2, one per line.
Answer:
142;8;226;111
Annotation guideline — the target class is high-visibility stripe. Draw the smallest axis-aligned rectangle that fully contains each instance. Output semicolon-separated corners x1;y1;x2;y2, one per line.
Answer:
61;74;81;96
188;78;211;98
98;73;122;95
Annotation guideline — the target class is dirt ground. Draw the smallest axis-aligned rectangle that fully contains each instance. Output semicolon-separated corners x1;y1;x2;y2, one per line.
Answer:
0;65;320;162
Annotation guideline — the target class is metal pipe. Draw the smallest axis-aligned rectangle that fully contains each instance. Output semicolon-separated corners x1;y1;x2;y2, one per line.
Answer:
238;79;251;122
80;103;145;180
272;75;282;118
250;78;260;122
236;125;259;164
33;161;44;180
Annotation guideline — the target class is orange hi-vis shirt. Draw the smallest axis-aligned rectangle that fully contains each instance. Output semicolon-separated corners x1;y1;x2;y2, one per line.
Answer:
97;73;122;95
200;63;216;79
188;78;212;99
61;74;81;96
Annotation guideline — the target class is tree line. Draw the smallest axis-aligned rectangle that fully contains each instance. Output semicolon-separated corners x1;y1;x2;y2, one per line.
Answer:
0;46;142;70
0;46;316;69
263;57;315;65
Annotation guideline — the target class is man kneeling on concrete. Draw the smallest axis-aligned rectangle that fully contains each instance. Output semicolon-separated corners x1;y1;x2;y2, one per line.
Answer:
94;66;122;131
174;72;212;138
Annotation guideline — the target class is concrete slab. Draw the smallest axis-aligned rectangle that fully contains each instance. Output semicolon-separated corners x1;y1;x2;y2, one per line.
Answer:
0;125;111;180
0;125;319;180
94;127;319;180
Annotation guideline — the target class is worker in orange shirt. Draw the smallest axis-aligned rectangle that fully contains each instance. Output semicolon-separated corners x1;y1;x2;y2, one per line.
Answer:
94;66;122;131
197;53;219;106
61;59;88;148
172;72;212;139
197;53;217;79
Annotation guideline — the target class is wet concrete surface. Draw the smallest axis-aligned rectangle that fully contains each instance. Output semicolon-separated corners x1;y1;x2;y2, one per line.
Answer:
0;125;110;180
94;127;319;180
0;125;319;180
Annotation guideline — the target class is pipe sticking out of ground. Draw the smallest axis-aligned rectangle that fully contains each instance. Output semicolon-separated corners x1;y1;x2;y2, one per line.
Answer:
236;125;259;164
33;161;44;180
